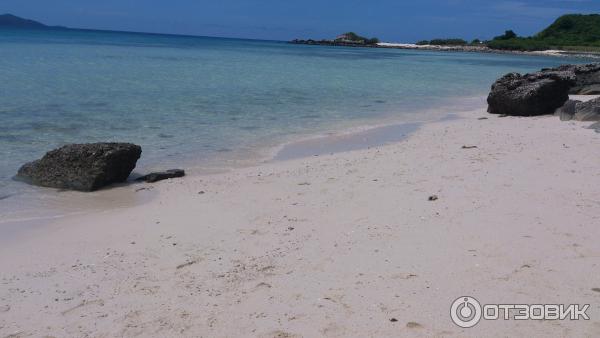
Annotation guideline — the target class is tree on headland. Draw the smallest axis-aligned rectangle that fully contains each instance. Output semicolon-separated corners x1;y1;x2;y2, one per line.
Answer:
494;30;518;40
335;32;379;45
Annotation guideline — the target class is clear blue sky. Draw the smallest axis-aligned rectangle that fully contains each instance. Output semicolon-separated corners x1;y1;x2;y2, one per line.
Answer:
2;0;600;42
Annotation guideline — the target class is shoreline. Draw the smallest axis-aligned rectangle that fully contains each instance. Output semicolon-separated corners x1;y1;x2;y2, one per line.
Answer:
290;40;600;59
2;104;600;336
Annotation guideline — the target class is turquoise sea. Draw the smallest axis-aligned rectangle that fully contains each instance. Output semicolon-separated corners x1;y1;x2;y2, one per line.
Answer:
0;28;587;220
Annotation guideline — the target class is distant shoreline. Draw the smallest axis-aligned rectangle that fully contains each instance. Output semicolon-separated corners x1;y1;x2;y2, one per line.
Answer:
289;39;600;59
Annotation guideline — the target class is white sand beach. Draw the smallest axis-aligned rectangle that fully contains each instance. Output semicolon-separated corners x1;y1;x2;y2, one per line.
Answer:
1;103;600;337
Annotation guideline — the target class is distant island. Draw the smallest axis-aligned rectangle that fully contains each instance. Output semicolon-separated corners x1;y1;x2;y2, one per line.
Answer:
291;32;380;47
291;14;600;56
0;13;64;29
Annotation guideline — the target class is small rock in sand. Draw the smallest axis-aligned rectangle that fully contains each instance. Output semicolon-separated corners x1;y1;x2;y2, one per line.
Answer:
389;318;398;322
428;195;438;201
137;169;185;183
592;288;600;293
462;145;478;149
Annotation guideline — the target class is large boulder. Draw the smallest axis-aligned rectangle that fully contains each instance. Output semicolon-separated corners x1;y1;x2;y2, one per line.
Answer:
17;143;142;191
487;71;575;116
555;97;600;121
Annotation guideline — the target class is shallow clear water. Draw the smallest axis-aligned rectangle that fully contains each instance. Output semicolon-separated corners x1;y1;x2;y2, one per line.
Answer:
0;28;588;219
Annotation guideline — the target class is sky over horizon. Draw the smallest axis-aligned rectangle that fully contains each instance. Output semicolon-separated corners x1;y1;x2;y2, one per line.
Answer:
2;0;600;42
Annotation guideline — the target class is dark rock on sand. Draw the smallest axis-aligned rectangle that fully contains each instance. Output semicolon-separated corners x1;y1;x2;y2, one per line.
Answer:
572;98;600;121
136;169;185;183
555;98;600;121
17;143;141;191
555;99;581;121
487;71;574;116
588;122;600;133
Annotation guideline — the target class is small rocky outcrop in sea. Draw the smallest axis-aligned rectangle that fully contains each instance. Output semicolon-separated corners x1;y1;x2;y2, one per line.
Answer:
555;97;600;121
136;169;185;183
487;70;575;116
17;143;142;191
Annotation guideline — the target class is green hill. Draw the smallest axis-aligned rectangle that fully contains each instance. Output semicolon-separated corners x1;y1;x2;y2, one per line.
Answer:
487;14;600;51
537;14;600;45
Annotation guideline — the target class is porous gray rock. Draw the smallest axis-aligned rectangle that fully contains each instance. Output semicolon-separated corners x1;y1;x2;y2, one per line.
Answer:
17;143;141;191
487;71;575;116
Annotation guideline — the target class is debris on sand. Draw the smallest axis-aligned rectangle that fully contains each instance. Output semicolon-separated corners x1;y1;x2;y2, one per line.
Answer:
176;259;199;270
406;321;423;329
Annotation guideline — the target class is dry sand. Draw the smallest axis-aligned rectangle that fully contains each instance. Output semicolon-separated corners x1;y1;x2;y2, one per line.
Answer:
1;105;600;337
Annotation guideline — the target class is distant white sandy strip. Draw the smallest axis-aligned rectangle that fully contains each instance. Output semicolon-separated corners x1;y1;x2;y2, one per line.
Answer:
1;101;600;337
377;42;462;50
377;42;600;59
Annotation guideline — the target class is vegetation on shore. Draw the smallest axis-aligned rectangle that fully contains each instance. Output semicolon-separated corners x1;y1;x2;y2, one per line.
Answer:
335;32;380;45
414;14;600;52
416;38;468;46
487;14;600;51
292;14;600;53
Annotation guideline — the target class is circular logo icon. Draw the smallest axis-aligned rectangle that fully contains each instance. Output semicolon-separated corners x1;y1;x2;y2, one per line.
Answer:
450;296;482;328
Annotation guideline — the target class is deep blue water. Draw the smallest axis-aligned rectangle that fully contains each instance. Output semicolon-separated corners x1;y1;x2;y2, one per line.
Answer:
0;28;588;217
